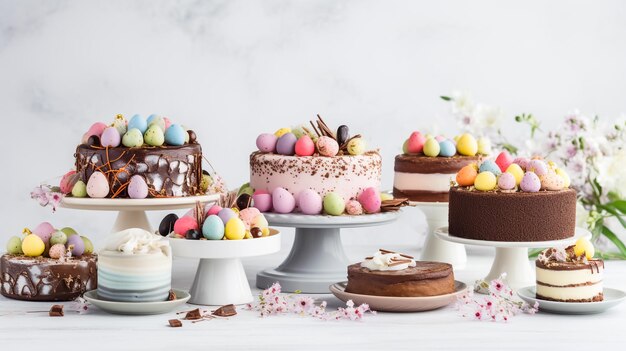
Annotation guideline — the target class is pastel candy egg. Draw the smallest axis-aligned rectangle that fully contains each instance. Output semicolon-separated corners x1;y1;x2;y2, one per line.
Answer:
274;127;292;138
495;151;514;172
520;171;541;192
438;140;456;157
252;190;272;212
435;135;446;142
295;135;315;156
297;189;323;215
163;117;172;130
144;125;165;146
239;207;261;228
67;234;85;256
423;138;440;157
60;170;78;194
505;163;524;185
407;132;426;154
148;116;166;132
497;172;516;190
477;137;491;155
147;114;160;125
527;159;548;176
574;237;595;260
128;114;148;133
6;236;23;255
22;234;45;257
61;227;78;237
164;124;186;146
206;205;223;217
380;192;394;201
81;236;94;254
217;208;238;225
224;217;246;240
323;192;346;216
122;128;144;147
82;122;108;143
112;114;127;135
346;200;363;215
250;214;269;230
456;164;478;186
256;133;278;153
272;187;296;214
174;216;199;235
202;215;225;240
347;138;366;156
128;175;149;199
512;157;530;170
539;171;565;191
72;180;87;197
86;171;110;198
456;133;478;156
50;231;67;246
48;244;66;259
402;139;409;154
101;126;121;147
276;133;297;156
474;171;497;191
479;160;502;176
555;168;571;188
316;136;339;157
33;222;55;243
358;187;382;214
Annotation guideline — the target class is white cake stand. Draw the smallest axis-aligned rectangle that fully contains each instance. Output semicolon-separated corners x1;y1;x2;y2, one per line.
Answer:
413;201;466;269
61;195;220;233
256;211;400;293
434;226;590;291
169;231;281;306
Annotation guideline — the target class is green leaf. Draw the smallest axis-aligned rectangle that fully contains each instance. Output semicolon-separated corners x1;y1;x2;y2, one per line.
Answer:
528;248;544;258
598;205;626;228
597;251;626;260
607;200;626;214
440;96;452;101
601;226;626;257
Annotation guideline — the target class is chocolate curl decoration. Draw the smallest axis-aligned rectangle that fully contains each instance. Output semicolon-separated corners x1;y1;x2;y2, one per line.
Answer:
380;198;411;212
212;304;237;317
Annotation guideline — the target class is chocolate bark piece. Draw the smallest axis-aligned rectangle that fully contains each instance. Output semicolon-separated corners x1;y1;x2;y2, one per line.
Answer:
168;319;182;327
49;305;64;317
212;304;237;317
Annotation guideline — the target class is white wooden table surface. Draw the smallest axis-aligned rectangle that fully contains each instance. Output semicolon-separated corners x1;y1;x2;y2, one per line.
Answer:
1;245;624;350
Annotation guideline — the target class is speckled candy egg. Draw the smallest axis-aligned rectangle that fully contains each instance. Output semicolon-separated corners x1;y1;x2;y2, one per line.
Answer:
347;138;366;156
239;207;261;229
252;190;272;212
272;187;296;214
297;189;323;215
86;171;110;198
479;160;502;176
316;136;339;157
72;181;87;197
295;135;315;156
323;192;346;216
495;151;514;172
540;171;565;191
407;132;426;154
520;171;541;192
358;187;381;214
128;114;148;133
217;208;238;225
346;200;363;215
48;244;66;259
128;175;149;199
112;115;127;135
144;125;165;146
33;222;55;244
60;170;77;194
122;128;144;148
202;215;225;240
456;164;478;186
474;172;497;191
276;133;298;156
527;159;548;176
256;133;278;153
512;157;530;171
67;234;85;256
497;172;516;190
101;126;121;147
164;124;186;146
174;216;199;236
555;168;571;188
438;140;456;157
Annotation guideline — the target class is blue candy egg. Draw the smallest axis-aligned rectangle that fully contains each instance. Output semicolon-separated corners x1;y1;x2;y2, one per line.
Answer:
202;215;225;240
164;124;186;146
438;140;456;157
479;160;502;176
128;114;148;134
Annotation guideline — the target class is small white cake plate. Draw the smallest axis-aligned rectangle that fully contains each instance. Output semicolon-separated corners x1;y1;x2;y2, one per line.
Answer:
518;286;626;314
412;201;466;270
61;195;220;233
169;230;281;306
257;212;400;294
83;289;191;315
434;226;590;292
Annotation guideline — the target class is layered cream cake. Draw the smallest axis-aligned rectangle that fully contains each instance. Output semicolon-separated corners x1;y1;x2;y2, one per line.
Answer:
97;228;172;302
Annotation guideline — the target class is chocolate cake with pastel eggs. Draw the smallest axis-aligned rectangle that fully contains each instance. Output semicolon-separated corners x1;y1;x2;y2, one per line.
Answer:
1;222;96;301
393;131;489;202
60;114;216;199
448;152;576;242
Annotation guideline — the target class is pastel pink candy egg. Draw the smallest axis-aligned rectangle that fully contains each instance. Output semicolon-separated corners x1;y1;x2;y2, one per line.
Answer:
512;157;530;171
520;172;541;192
357;187;381;214
252;190;272;212
407;132;426;154
316;136;339;157
86;171;110;198
297;189;323;215
101;126;121;147
346;200;363;215
272;187;296;214
434;135;446;142
33;222;55;243
256;133;278;153
527;159;548;176
239;207;261;229
295;135;315;156
206;205;223;217
60;170;78;194
495;151;514;172
81;122;108;143
497;172;516;190
128;175;149;199
174;216;199;235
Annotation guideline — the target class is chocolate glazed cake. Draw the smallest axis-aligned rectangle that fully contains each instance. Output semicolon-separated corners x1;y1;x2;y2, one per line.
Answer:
75;144;203;198
1;254;97;301
448;187;577;242
393;154;479;202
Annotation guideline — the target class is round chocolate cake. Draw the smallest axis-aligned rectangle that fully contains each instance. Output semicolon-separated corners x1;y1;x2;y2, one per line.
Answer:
448;187;577;242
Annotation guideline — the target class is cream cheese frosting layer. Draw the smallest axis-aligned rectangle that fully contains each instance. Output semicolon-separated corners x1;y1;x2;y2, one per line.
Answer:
536;266;603;286
393;172;455;192
536;284;603;301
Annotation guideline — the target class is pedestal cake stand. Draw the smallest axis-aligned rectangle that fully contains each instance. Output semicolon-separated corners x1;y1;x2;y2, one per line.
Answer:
169;231;281;306
413;201;466;269
434;226;590;291
256;211;400;293
61;195;220;233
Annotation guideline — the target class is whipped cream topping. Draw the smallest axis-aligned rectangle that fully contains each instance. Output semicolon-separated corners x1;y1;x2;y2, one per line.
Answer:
102;228;171;257
361;250;416;271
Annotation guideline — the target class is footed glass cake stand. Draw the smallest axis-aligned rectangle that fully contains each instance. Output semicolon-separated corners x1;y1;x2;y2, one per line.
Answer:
414;201;467;269
434;226;590;292
60;195;220;233
257;211;400;293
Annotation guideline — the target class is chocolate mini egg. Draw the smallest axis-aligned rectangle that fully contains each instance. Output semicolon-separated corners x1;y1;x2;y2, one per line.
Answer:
295;135;315;156
438;140;456;157
174;216;199;235
555;168;571;188
50;231;67;245
477;137;491;155
407;131;426;154
297;189;323;215
128;175;149;199
347;138;366;156
217;208;238;225
224;217;246;240
72;180;87;197
122;128;144;147
527;159;548;176
512;157;530;171
60;170;78;194
206;205;223;217
358;187;381;214
67;234;85;256
144;124;165;146
346;200;363;215
272;187;296;214
323;192;346;216
101;126;121;147
236;193;253;210
520;171;541;192
276;133;298;156
505;163;524;185
128;114;148;133
495;151;513;172
81;236;94;254
164;124;186;146
202;215;224;240
185;229;202;240
252;190;272;212
474;171;497;191
22;234;45;257
456;133;478;156
316;136;339;157
479;160;502;176
337;125;350;145
423;138;440;157
6;236;23;255
274;127;292;137
159;213;179;236
48;244;66;259
33;222;55;243
86;171;110;198
497;172;516;190
539;171;565;191
256;133;278;153
456;164;478;186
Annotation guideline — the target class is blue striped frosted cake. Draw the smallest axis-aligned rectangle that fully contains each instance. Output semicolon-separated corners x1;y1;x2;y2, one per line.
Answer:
97;228;172;302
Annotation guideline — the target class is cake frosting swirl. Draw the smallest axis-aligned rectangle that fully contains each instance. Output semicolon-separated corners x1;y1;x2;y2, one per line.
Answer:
361;250;417;271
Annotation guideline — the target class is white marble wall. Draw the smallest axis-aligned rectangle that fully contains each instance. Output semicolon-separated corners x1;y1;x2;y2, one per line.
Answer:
1;0;625;249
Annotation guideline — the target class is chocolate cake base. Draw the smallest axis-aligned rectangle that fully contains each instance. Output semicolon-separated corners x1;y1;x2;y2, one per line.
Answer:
448;187;576;242
345;262;454;297
536;293;604;303
1;254;97;301
392;188;450;202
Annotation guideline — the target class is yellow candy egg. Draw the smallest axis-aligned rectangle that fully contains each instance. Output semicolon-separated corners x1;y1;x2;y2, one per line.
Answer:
477;137;492;155
380;192;394;201
555;168;571;188
274;127;292;137
456;133;478;156
574;237;595;259
423;138;440;157
22;234;45;257
474;171;497;191
225;217;246;240
505;163;524;185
